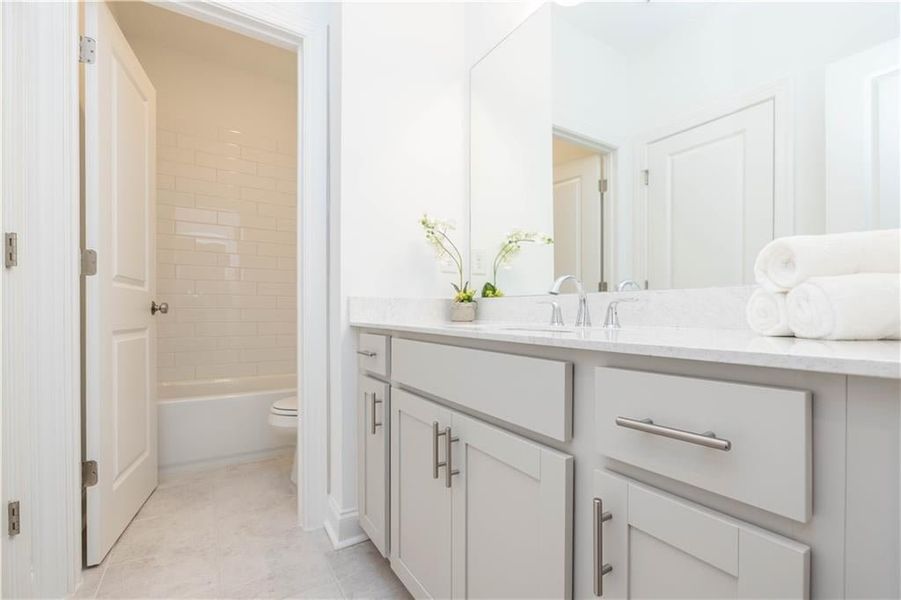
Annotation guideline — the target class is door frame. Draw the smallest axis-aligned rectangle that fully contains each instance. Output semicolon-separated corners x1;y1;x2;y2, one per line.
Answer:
631;81;793;286
0;2;330;595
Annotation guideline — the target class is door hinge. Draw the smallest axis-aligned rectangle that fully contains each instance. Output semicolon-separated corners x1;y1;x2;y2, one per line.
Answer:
598;178;608;194
644;279;649;289
81;249;98;276
79;35;96;64
82;461;98;488
7;501;20;536
4;233;17;268
598;281;608;292
641;170;649;186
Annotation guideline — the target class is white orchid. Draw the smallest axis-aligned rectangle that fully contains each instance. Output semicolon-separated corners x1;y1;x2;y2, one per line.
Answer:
483;229;553;298
419;214;473;302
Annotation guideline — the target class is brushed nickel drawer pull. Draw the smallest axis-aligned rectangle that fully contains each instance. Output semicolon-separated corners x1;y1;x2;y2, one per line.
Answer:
370;393;383;435
444;426;459;488
433;421;445;479
356;349;377;358
593;497;613;596
616;416;731;451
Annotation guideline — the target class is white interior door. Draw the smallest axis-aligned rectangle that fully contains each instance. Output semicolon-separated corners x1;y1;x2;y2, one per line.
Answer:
825;38;900;233
645;100;775;289
84;1;158;566
553;154;603;289
553;177;581;281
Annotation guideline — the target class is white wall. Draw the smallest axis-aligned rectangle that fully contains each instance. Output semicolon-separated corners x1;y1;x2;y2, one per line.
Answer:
340;3;467;300
330;1;467;545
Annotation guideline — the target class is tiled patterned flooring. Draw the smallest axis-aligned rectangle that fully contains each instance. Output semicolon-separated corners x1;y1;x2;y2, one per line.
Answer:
75;456;409;599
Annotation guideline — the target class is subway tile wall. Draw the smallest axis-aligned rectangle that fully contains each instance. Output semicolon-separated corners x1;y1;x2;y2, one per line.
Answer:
156;119;297;384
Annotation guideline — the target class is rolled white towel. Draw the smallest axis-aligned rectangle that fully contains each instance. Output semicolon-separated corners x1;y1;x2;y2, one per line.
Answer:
754;229;900;292
786;273;901;340
746;289;792;336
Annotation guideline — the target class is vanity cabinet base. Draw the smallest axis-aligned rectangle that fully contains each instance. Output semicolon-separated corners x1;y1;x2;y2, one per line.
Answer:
390;388;573;599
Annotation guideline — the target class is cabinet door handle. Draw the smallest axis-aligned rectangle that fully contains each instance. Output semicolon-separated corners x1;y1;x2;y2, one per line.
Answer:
432;422;446;479
356;349;377;358
615;416;732;452
370;393;383;435
443;426;459;488
593;497;613;597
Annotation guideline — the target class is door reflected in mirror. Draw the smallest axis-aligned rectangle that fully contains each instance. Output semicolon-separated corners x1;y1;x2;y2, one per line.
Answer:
469;2;900;296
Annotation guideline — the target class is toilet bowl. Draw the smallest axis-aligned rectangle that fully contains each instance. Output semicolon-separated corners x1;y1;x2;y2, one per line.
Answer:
269;395;299;484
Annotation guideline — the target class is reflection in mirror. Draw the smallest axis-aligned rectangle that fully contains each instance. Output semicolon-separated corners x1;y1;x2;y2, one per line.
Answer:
469;2;900;296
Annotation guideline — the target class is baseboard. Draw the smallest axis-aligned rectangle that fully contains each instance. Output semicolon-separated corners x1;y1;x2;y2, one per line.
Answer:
158;390;295;471
324;495;368;550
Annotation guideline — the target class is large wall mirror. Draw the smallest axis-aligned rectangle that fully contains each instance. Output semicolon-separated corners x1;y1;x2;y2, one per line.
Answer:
470;2;899;296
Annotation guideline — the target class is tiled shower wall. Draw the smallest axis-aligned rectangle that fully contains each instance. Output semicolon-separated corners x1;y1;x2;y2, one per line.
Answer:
156;120;297;383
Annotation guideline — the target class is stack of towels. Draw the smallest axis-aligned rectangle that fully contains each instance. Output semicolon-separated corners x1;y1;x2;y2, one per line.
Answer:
747;229;900;340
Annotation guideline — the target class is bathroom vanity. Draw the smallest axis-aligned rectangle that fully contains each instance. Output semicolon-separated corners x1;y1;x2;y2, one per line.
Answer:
350;3;900;598
352;307;900;599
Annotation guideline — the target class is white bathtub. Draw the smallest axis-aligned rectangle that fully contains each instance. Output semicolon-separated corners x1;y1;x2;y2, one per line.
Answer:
158;375;297;474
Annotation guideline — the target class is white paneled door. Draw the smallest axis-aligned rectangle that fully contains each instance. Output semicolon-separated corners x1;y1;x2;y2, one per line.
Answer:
645;100;775;289
84;1;158;565
553;153;603;290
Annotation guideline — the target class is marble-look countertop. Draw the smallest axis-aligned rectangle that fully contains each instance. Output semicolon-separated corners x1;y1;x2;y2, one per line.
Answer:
349;319;901;379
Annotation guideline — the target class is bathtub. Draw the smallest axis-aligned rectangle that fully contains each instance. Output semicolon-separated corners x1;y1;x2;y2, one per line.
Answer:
158;375;297;474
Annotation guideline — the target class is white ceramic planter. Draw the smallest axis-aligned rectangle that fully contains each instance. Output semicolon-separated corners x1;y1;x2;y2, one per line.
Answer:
450;301;477;322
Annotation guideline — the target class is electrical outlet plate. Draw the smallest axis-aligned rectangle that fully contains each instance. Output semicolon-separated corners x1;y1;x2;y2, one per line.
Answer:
472;249;488;276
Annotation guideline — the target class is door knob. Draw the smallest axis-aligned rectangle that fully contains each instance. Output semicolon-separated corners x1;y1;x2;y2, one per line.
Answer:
151;301;169;315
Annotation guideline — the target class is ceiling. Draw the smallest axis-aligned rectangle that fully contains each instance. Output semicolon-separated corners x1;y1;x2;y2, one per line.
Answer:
556;2;899;57
108;2;296;83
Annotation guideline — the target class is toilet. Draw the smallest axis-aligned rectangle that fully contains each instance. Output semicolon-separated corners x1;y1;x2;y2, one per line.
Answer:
269;395;299;484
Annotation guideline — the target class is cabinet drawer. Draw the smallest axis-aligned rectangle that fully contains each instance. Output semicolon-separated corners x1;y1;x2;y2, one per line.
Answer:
357;333;389;377
594;470;810;599
392;338;572;441
595;367;811;522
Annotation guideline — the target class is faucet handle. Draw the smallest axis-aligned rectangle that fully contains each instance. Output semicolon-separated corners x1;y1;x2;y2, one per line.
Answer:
539;301;565;327
602;297;637;329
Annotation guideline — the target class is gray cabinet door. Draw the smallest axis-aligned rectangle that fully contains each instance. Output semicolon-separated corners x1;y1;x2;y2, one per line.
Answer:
358;375;389;556
451;412;573;599
593;470;809;599
390;389;454;598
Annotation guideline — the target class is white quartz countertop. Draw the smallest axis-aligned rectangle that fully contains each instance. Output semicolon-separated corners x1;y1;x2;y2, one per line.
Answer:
349;319;901;379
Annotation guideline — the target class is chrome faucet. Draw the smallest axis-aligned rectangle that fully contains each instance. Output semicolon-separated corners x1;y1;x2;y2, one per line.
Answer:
549;275;591;327
616;279;643;292
602;298;637;329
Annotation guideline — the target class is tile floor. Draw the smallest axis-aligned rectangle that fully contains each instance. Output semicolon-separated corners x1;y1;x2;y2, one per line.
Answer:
75;456;409;599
